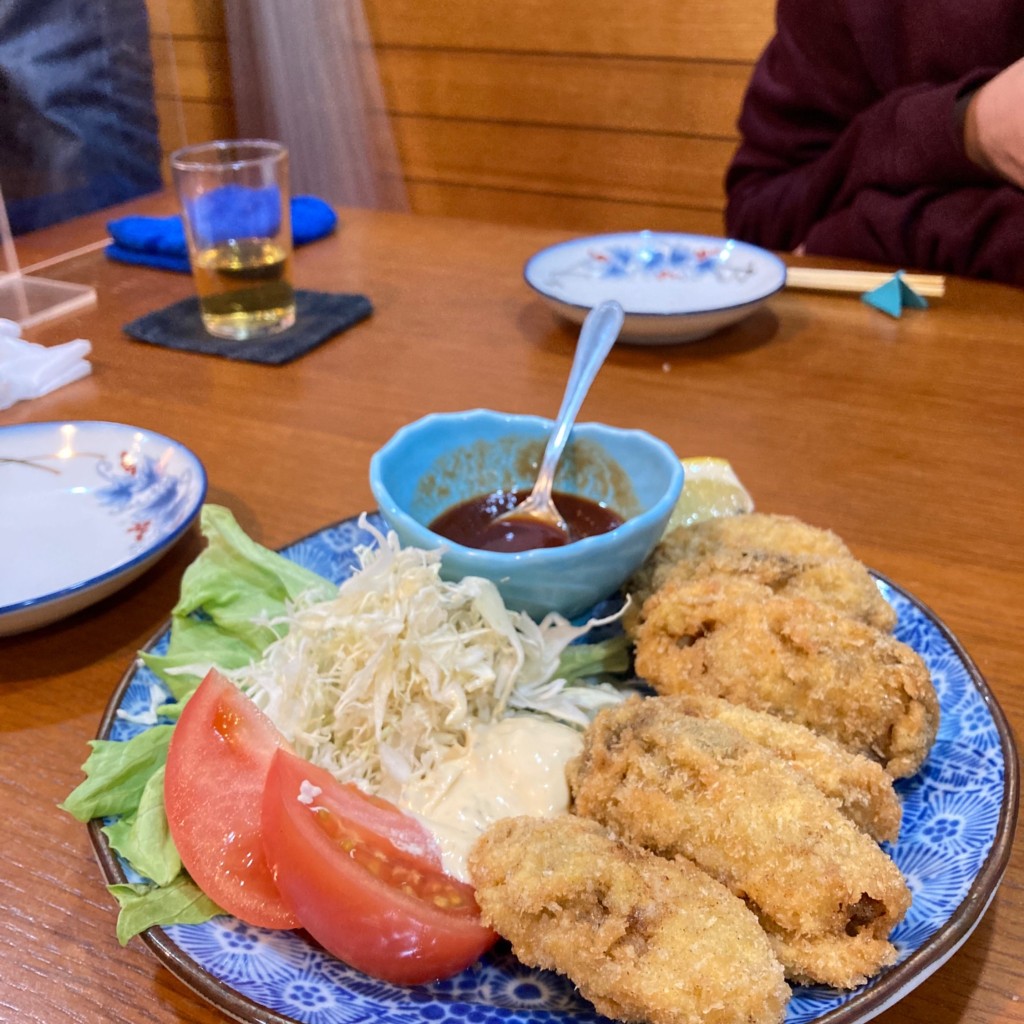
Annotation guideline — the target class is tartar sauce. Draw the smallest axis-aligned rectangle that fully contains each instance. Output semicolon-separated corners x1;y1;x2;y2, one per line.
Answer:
400;715;583;881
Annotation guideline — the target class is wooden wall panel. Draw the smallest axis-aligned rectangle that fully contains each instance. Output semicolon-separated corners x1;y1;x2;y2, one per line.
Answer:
155;98;235;161
406;182;727;237
152;37;233;104
376;51;750;139
365;0;775;63
146;0;229;42
394;118;736;212
365;0;776;234
148;0;234;171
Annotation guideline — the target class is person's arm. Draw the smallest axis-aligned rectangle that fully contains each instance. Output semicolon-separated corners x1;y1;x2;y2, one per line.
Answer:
801;184;1024;284
963;56;1024;189
725;0;1005;260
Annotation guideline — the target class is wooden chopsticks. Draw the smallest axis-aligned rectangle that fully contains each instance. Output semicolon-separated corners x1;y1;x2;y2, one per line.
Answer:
785;266;946;298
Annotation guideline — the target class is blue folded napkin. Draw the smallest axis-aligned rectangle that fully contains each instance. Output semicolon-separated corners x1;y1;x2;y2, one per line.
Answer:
106;195;338;272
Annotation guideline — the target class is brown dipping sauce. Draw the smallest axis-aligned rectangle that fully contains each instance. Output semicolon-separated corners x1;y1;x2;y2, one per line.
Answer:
429;488;625;553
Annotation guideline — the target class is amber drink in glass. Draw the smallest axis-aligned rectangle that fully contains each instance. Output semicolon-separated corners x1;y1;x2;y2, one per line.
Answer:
171;140;295;340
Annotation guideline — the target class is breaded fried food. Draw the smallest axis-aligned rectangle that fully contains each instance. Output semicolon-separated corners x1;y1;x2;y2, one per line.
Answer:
568;699;913;988
469;815;790;1024
661;694;902;842
634;575;938;778
627;513;897;634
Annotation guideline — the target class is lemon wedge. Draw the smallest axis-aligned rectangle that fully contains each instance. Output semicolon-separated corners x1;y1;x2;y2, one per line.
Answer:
665;457;755;533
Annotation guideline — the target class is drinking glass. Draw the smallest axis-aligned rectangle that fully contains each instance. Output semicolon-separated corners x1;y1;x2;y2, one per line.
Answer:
170;140;295;340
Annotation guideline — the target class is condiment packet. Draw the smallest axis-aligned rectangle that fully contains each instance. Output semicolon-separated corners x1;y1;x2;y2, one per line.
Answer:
0;318;92;411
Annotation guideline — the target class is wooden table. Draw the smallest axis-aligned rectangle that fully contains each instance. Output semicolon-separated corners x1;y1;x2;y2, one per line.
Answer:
1;201;1021;1024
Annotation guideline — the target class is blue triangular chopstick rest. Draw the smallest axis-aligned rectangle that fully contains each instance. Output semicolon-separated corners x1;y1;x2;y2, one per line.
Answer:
862;271;929;318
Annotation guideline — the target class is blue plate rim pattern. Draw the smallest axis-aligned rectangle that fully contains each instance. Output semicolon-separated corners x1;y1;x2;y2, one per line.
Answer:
87;517;1019;1024
522;230;788;319
0;419;208;619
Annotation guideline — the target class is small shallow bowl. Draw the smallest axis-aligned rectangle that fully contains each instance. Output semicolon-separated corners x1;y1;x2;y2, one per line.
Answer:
524;230;787;344
369;409;683;620
0;420;206;636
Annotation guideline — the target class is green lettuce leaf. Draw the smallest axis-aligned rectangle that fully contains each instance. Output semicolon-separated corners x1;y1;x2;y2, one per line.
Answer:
60;725;173;822
141;505;336;697
140;619;261;700
100;766;181;887
172;503;336;644
556;632;631;682
109;877;224;945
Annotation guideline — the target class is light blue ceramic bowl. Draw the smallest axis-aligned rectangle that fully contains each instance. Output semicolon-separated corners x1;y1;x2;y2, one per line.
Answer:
368;409;684;620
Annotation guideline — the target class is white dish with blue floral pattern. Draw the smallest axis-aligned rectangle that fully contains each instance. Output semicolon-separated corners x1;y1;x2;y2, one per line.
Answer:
0;420;206;636
524;231;787;343
90;514;1018;1024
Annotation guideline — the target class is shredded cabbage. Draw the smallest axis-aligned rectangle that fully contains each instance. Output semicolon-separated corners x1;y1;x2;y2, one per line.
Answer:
238;518;624;801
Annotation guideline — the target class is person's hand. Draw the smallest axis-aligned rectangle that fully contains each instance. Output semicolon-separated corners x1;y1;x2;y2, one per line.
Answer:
964;57;1024;189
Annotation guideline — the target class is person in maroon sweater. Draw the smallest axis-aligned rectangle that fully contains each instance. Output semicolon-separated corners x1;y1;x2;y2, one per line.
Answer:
724;0;1024;286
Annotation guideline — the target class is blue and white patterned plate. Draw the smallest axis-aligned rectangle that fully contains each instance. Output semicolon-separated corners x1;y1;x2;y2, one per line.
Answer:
89;514;1018;1024
0;420;206;636
524;231;787;344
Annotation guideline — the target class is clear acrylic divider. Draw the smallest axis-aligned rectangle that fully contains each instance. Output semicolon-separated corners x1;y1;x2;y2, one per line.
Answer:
0;183;98;330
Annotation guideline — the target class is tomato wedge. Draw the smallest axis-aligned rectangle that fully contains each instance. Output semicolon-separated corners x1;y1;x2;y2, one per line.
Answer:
262;748;497;984
164;669;300;929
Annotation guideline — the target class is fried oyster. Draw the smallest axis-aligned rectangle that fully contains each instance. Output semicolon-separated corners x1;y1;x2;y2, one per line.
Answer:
653;694;902;842
469;814;790;1024
627;512;897;635
568;698;912;988
633;575;938;778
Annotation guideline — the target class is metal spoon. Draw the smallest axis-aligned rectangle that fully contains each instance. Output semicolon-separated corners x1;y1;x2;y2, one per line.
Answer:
497;299;625;539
